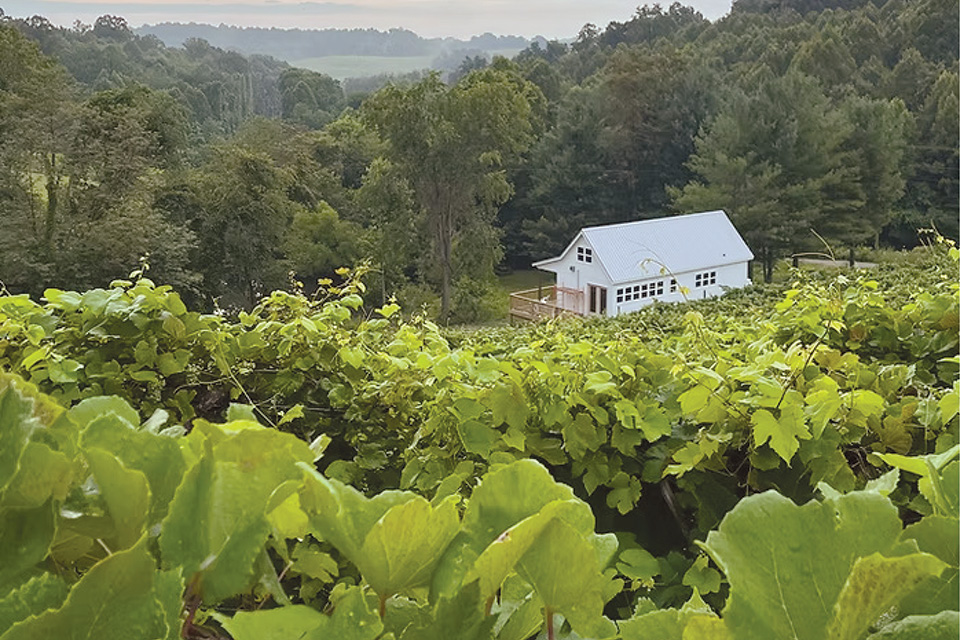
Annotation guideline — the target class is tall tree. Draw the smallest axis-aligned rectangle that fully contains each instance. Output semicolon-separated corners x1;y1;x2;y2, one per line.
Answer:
672;72;861;281
278;68;344;129
0;27;196;295
598;46;715;215
834;96;910;246
363;70;538;317
187;145;301;307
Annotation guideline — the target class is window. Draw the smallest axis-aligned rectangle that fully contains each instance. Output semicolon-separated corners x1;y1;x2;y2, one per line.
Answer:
670;279;678;293
577;246;593;263
695;271;717;287
616;280;666;303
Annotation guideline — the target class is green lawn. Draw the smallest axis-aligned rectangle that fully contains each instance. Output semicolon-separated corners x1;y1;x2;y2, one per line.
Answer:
498;269;554;295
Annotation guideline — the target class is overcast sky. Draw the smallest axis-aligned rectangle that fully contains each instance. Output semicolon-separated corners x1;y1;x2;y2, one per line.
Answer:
2;0;734;39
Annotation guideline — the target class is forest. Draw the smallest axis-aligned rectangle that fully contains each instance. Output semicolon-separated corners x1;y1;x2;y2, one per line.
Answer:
136;23;534;66
0;3;958;638
1;0;957;320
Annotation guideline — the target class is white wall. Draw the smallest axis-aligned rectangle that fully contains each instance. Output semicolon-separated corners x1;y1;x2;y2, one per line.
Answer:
608;262;750;317
550;238;612;315
539;241;752;318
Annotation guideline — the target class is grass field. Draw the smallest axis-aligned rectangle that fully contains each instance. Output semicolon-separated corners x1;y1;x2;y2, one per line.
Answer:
498;269;554;294
290;56;435;79
291;48;525;80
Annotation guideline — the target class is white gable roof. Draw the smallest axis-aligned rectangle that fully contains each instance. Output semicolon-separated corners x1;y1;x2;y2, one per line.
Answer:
533;210;754;285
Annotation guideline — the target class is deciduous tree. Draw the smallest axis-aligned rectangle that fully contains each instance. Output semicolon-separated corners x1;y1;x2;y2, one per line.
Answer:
363;70;538;317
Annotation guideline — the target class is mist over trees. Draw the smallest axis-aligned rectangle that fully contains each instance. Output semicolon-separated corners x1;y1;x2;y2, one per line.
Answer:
137;23;533;61
0;0;956;319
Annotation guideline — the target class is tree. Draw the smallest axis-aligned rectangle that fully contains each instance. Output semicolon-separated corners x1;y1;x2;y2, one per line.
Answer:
278;68;344;129
0;27;196;295
188;145;300;307
519;85;620;260
672;72;861;281
363;70;538;317
834;96;910;246
0;25;78;276
353;157;424;306
598;46;716;215
284;201;362;288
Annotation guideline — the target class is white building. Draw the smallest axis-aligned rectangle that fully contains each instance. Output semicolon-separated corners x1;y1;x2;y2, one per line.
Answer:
513;210;754;319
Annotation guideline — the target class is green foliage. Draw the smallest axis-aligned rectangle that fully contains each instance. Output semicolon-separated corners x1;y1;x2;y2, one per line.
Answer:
701;490;945;639
1;538;181;640
363;69;540;316
0;241;956;639
216;587;382;640
278;68;345;129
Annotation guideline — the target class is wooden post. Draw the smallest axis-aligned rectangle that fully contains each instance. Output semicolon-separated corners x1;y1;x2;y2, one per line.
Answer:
792;255;799;268
848;247;855;267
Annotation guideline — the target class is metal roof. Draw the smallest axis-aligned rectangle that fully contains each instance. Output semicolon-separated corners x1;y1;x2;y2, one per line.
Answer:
533;210;754;285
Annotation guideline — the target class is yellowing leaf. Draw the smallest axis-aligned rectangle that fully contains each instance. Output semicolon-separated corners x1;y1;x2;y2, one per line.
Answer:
829;552;947;640
751;406;810;462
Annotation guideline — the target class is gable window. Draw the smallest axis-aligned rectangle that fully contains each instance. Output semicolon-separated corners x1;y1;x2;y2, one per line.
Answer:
695;271;717;287
577;246;593;263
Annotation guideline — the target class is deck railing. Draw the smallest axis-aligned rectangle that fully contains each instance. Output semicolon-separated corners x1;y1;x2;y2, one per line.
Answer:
508;286;583;321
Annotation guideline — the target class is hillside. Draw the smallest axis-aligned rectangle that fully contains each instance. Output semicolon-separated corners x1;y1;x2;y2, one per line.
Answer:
137;23;539;78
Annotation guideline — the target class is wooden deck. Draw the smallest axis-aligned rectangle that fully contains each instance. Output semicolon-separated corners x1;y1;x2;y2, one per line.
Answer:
509;286;583;322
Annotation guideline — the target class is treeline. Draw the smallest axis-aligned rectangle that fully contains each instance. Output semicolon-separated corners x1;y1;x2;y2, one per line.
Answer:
3;14;351;135
139;22;534;62
500;0;958;278
0;0;957;322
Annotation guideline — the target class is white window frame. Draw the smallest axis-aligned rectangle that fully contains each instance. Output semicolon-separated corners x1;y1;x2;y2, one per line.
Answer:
695;271;717;288
616;280;666;303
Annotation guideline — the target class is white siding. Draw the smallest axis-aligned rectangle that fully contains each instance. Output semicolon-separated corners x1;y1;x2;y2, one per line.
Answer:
532;212;755;318
609;262;750;317
550;238;612;315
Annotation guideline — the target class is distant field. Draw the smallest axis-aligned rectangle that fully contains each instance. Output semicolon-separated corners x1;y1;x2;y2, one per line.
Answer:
290;56;435;79
291;48;524;79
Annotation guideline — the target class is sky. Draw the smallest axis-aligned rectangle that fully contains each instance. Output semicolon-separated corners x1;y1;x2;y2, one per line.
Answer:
1;0;734;39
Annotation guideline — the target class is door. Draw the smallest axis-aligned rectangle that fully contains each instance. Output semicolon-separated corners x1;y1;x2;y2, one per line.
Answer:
588;285;607;315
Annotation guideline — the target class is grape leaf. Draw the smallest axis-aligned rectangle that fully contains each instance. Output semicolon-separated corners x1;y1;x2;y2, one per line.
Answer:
0;537;171;640
400;581;495;640
515;518;618;640
898;515;960;616
465;500;587;599
865;612;960;640
358;495;460;598
0;574;68;636
0;387;41;493
751;406;810;463
828;552;946;640
79;412;185;524
0;442;76;509
299;465;417;564
84;448;150;550
217;586;382;640
702;490;937;640
160;426;312;603
0;503;56;595
68;396;140;432
431;460;596;599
